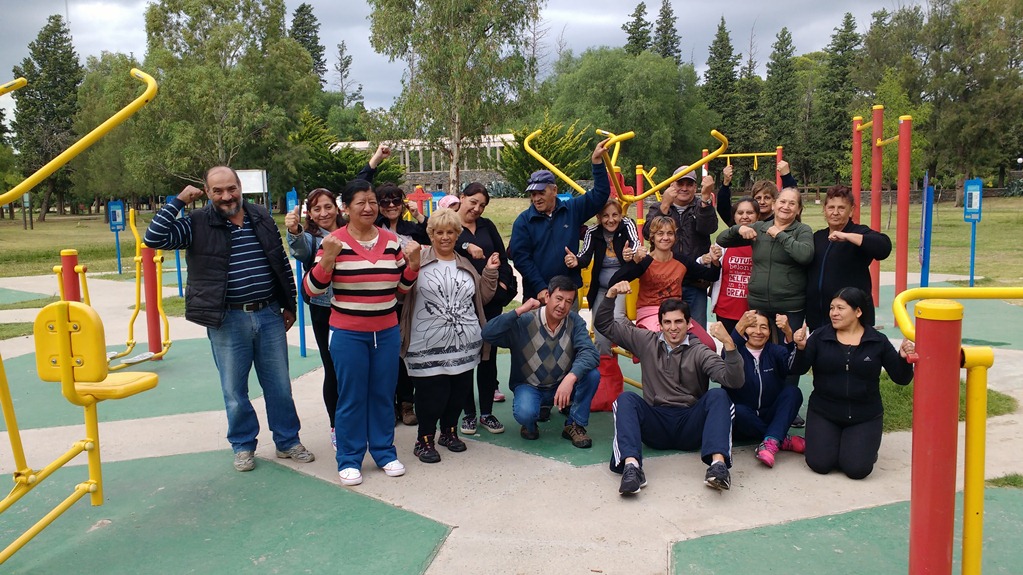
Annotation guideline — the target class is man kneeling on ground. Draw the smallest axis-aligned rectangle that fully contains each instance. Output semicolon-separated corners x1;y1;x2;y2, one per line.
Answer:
595;281;744;493
481;276;600;448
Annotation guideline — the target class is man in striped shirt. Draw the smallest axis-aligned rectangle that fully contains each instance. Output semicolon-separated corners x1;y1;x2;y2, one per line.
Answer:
145;166;314;472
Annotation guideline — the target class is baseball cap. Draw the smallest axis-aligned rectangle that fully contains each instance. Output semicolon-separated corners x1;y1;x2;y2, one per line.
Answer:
437;195;460;210
672;165;698;182
526;170;557;193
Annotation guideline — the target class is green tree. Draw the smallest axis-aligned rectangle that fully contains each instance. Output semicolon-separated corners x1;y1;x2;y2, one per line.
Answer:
289;3;327;85
492;113;590;194
334;40;363;108
70;51;150;211
651;0;681;65
368;0;540;192
622;2;652;56
730;44;765;186
703;18;740;140
290;109;402;193
809;12;861;184
762;28;799;167
790;51;827;182
854;7;926;103
138;0;320;205
11;14;84;221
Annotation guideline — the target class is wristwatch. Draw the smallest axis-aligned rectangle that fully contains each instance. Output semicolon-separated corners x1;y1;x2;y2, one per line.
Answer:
461;242;470;250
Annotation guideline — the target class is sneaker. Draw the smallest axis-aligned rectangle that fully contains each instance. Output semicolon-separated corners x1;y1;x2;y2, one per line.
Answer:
382;460;406;477
233;450;255;472
414;435;441;463
538;405;552;422
493;389;506;403
755;438;781;468
276;444;315;463
780;434;806;453
401;402;418;426
619;463;648;495
478;414;505;434
520;425;540;440
339;467;363;486
561;423;592;449
330;428;337;451
791;414;806;429
460;415;478;436
704;462;731;491
438;428;467;452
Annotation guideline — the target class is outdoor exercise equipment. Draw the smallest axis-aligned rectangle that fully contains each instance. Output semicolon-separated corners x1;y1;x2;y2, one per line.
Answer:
0;301;158;565
852;106;913;302
893;287;1023;575
702;146;784;192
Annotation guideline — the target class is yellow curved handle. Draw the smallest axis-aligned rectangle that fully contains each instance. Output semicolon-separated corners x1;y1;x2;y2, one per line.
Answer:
619;130;729;203
595;130;637;199
0;77;27;97
522;129;587;195
0;69;158;208
893;286;1023;341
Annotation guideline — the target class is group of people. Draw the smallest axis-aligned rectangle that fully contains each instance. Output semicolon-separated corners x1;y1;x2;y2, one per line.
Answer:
144;140;915;496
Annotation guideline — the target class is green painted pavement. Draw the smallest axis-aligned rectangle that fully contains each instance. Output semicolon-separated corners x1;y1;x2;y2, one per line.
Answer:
0;338;322;431
672;488;1023;574
0;451;449;574
0;287;54;305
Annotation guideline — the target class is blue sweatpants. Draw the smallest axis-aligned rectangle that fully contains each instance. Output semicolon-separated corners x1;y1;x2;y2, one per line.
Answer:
732;385;804;443
611;388;734;470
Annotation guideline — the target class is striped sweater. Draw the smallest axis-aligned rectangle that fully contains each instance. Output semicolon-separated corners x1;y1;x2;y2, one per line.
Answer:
306;225;418;332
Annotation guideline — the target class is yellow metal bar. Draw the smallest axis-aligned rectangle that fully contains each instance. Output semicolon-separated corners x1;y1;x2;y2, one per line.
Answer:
84;403;104;505
0;69;158;208
523;129;586;195
0;354;30;483
110;209;144;363
619;130;729;203
876;135;900;147
855;120;873;132
961;347;994;575
719;152;779;159
0;482;94;565
892;287;1023;341
151;250;172;360
75;264;91;306
0;77;27;97
52;303;93;407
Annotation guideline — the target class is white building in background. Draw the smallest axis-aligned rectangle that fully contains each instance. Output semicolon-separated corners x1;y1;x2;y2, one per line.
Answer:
330;134;514;175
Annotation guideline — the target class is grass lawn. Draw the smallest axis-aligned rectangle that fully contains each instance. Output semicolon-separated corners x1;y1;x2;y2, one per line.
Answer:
987;473;1023;488
0;322;33;340
881;374;1018;432
134;296;186;317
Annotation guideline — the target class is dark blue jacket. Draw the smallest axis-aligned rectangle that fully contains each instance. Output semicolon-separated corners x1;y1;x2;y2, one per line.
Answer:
725;328;795;413
509;163;610;299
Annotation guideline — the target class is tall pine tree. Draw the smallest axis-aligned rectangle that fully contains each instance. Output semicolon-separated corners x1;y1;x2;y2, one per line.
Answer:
703;17;740;140
731;36;764;184
290;3;327;84
11;15;83;221
622;2;652;56
335;40;363;108
762;28;800;169
810;12;861;183
651;0;681;65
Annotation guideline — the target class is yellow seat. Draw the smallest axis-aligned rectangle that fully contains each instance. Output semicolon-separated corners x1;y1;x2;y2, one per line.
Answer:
33;301;157;405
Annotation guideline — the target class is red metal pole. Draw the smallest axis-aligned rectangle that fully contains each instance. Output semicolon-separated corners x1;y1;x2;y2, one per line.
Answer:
851;117;862;224
870;105;884;308
60;249;81;302
635;165;645;238
142;247;162;358
908;299;962;575
776;146;784;192
896;116;912;297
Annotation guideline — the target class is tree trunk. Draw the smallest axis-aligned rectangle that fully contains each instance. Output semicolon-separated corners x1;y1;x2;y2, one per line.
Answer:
37;179;54;222
448;110;462;193
954;176;965;208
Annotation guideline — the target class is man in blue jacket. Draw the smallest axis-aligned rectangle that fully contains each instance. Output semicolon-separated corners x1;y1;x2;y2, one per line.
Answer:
509;139;611;303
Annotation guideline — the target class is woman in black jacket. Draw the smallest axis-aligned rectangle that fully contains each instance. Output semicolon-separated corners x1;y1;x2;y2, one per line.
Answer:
791;287;915;479
805;186;892;331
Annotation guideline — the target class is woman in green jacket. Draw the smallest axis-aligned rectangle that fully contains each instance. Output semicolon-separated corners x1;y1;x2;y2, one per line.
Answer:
716;187;814;341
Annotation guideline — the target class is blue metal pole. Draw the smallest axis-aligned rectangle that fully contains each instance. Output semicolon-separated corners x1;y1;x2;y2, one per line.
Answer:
920;172;933;287
115;230;122;274
969;221;977;287
295;259;306;357
175;250;184;298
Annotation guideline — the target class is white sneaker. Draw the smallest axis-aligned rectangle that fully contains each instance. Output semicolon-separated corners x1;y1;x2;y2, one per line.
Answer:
339;467;363;486
382;460;406;477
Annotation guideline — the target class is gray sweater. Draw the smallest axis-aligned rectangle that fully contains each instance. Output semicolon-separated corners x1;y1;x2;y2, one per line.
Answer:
594;294;744;407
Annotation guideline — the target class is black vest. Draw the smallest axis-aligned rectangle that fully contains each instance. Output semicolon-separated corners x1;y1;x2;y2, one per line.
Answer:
184;202;296;328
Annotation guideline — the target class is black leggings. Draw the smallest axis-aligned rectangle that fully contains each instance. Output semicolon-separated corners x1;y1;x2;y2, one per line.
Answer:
464;355;496;417
804;408;883;480
309;304;338;427
414;369;474;438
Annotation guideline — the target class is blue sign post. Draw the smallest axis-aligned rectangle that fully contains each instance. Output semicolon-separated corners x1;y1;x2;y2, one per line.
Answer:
108;200;126;274
963;178;983;287
165;196;185;297
919;171;933;288
286;189;306;358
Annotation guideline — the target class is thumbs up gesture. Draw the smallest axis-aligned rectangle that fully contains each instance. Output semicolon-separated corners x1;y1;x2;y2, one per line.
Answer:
564;246;578;268
285;205;302;234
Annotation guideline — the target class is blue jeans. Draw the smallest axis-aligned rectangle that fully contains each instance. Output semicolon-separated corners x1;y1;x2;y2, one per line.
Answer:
331;325;400;471
512;368;599;432
207;305;301;454
682;285;708;328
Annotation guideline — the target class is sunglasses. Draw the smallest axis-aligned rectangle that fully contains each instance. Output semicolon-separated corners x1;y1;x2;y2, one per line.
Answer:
378;198;404;207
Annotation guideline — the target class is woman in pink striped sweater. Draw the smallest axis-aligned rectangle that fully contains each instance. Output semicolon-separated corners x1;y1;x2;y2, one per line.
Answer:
306;178;421;487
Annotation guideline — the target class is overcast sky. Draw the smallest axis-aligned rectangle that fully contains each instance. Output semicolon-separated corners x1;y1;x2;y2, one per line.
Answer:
1;0;907;126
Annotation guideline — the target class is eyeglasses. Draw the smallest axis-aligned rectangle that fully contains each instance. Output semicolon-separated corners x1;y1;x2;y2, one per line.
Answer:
378;198;404;208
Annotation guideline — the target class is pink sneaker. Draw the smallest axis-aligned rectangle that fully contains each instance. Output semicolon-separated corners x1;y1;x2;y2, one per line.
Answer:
780;434;806;454
493;389;506;403
755;438;781;468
